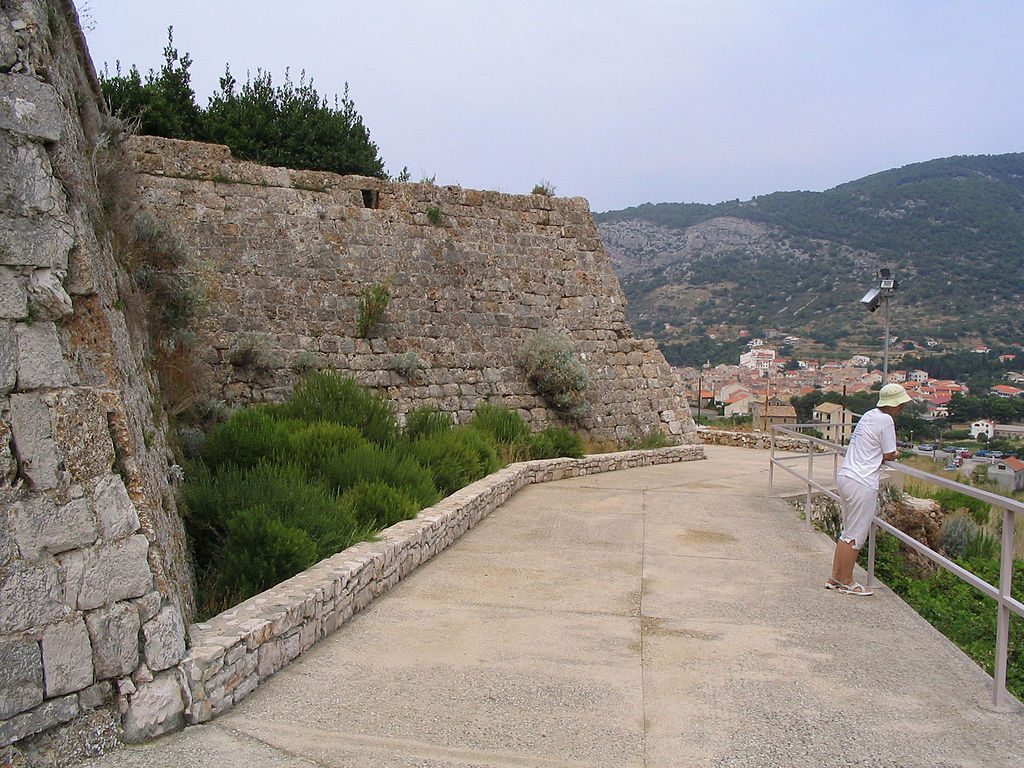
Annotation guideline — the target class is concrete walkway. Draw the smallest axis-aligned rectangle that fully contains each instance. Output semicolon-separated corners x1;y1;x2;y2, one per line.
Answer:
81;445;1023;768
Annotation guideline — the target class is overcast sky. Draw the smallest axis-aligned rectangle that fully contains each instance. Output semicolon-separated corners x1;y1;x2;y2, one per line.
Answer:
79;1;1023;212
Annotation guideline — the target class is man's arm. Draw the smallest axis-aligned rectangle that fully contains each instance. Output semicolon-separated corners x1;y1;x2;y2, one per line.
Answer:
882;450;899;462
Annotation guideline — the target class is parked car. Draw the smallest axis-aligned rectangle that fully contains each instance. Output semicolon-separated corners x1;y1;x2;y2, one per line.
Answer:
897;440;913;448
917;444;936;452
955;448;973;458
988;451;1011;459
975;449;991;457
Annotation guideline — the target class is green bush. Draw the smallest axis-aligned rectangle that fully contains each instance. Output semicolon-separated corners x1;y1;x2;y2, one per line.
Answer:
341;480;419;529
468;403;530;446
278;371;396;445
325;443;439;508
287;422;365;478
214;506;319;607
517;330;589;420
403;406;453;441
406;431;486;497
229;333;278;372
529;426;584;459
940;513;981;560
455;427;503;477
183;461;364;617
356;283;390;338
200;407;290;473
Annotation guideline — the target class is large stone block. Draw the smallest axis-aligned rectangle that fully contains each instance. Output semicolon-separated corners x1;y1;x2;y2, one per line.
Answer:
0;327;13;398
0;212;75;271
0;74;63;141
48;390;117;486
11;495;97;559
0;636;42;720
9;393;60;490
67;534;153;611
0;134;66;219
41;616;94;696
0;694;78;749
0;559;65;633
15;321;70;390
121;671;184;743
141;606;185;672
0;268;27;319
0;17;16;71
92;474;140;540
85;601;140;679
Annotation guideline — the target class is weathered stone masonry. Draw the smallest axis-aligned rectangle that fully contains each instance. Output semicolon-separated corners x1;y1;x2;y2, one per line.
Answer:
128;136;697;444
2;0;191;754
1;0;700;756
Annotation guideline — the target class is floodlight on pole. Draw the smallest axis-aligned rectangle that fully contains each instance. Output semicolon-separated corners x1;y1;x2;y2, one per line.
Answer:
861;268;898;383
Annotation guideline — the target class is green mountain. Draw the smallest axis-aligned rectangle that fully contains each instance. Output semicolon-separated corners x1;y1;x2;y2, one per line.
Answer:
595;153;1024;366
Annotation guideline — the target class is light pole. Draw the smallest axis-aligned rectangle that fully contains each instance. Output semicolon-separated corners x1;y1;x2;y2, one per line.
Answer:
860;268;899;384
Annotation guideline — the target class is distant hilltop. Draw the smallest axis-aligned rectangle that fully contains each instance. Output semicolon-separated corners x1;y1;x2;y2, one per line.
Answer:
595;153;1024;366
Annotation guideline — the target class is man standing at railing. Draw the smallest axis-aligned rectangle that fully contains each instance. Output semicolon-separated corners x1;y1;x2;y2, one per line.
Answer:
827;383;912;596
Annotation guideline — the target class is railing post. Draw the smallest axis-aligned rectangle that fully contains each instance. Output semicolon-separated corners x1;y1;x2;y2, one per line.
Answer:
866;523;877;589
768;427;776;494
805;438;814;528
993;505;1015;708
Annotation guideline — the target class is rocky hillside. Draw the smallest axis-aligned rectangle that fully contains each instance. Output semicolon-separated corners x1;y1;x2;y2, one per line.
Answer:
596;153;1024;365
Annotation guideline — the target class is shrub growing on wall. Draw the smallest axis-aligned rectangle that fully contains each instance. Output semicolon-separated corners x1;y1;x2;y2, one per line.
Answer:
517;330;590;420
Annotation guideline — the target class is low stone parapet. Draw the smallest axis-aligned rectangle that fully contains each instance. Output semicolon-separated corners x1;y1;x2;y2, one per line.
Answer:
698;426;831;452
177;445;704;725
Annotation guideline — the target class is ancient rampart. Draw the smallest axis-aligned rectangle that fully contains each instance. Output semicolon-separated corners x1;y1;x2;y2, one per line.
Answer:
128;137;697;444
1;0;698;759
2;0;192;756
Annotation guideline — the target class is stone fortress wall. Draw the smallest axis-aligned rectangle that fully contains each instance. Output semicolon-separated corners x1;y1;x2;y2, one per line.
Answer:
1;0;698;758
1;0;193;755
128;137;697;444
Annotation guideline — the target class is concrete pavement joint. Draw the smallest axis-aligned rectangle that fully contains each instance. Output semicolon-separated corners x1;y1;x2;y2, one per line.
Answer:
229;718;619;768
213;721;325;767
639;488;650;768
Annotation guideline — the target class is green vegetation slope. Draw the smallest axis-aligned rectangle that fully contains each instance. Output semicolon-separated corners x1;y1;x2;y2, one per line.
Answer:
596;154;1024;365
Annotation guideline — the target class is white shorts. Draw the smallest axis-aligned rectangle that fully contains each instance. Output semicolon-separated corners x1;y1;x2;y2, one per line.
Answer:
837;475;877;550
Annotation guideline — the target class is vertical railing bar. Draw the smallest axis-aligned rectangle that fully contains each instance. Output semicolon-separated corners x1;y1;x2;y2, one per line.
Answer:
806;438;814;528
769;427;776;494
867;523;877;589
993;505;1014;708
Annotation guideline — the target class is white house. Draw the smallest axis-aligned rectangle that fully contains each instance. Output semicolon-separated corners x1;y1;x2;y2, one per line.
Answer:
909;370;930;383
739;348;776;372
971;419;995;440
989;458;1024;494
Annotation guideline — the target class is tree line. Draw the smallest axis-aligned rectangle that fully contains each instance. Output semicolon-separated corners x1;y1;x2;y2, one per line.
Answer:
100;29;386;179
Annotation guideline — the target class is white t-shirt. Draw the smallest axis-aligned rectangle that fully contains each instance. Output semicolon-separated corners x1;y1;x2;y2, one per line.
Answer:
837;408;896;489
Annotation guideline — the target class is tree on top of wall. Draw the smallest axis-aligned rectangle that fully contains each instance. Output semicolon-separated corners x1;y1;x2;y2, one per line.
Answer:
100;28;386;179
204;68;385;178
100;27;203;140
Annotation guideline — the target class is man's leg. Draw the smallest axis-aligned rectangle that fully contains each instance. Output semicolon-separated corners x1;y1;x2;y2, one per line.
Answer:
832;538;860;585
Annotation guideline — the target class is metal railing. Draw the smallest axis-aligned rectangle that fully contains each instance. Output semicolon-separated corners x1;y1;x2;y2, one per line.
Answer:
768;422;1024;709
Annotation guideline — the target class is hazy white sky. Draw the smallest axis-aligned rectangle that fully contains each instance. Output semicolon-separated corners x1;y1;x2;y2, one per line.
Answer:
79;1;1024;212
